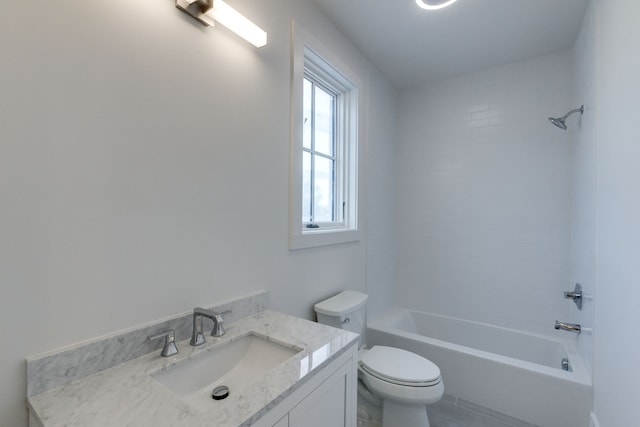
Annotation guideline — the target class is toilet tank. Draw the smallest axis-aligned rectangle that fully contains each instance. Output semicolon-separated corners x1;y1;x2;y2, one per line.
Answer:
314;291;368;345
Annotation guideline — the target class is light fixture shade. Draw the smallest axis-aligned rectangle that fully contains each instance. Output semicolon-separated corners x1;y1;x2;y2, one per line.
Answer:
416;0;458;10
208;0;267;48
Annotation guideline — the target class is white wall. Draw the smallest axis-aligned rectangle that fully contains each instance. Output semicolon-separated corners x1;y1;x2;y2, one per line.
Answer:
570;0;597;380
0;1;397;425
395;52;575;335
366;67;398;320
589;0;640;425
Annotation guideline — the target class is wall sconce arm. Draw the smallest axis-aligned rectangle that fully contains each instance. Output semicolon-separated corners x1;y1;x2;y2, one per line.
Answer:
175;0;215;27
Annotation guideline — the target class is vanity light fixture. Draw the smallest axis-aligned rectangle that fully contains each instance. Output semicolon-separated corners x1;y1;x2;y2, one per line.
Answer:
175;0;267;48
415;0;459;10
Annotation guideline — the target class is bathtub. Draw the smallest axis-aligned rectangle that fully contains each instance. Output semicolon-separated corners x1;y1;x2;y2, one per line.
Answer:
366;307;592;427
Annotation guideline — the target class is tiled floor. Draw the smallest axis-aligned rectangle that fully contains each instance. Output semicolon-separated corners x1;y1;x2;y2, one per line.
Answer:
357;394;538;427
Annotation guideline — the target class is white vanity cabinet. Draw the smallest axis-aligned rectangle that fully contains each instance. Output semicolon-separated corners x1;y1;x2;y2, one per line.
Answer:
288;358;354;427
252;344;358;427
29;412;44;427
272;415;290;427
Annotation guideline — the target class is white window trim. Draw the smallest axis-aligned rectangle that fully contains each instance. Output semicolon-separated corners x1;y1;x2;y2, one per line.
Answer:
289;22;363;250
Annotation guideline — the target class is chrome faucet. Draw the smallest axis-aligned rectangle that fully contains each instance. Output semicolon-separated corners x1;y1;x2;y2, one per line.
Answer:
190;307;228;346
555;321;581;334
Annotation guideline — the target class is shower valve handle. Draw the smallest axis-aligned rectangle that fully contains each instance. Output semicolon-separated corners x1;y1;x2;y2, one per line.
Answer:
563;283;583;310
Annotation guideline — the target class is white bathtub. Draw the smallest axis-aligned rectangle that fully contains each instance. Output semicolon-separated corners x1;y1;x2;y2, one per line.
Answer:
367;307;592;427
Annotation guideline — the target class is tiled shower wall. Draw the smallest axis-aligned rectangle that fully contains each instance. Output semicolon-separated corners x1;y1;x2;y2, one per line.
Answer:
395;51;574;336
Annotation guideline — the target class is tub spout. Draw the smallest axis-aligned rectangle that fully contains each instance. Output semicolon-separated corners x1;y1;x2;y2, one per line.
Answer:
555;321;581;334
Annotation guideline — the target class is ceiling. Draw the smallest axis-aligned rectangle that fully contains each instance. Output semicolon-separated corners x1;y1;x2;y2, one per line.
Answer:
312;0;590;89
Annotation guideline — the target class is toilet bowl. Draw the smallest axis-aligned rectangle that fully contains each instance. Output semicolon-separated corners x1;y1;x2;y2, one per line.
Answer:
314;291;444;427
359;346;443;427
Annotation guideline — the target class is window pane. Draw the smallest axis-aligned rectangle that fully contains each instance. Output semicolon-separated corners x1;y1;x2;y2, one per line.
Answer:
314;86;334;157
303;79;312;150
314;155;334;222
302;151;312;223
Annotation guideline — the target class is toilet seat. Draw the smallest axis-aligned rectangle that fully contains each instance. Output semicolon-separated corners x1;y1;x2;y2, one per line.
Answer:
359;346;441;387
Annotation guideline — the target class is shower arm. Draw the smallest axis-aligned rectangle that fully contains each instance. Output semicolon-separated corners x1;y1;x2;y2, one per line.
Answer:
561;106;584;120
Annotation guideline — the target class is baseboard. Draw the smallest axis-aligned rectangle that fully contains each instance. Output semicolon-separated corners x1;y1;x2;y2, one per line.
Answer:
590;412;600;427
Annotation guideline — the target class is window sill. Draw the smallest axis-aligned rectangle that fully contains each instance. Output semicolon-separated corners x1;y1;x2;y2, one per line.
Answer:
289;228;361;250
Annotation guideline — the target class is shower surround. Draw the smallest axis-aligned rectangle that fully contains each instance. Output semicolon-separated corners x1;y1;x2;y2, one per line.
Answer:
395;50;575;337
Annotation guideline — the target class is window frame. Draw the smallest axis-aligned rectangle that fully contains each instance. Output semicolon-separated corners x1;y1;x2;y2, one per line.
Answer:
289;23;362;250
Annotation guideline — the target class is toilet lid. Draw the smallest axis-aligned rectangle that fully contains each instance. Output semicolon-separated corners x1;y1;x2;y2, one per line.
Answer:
359;346;441;385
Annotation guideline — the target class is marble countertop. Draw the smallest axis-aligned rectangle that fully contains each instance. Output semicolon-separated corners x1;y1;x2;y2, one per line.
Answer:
28;311;358;427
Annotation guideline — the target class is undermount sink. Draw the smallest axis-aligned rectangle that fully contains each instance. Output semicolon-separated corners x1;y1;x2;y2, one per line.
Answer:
151;332;301;407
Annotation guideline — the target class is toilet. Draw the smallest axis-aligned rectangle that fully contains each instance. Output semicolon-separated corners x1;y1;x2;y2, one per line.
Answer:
314;291;444;427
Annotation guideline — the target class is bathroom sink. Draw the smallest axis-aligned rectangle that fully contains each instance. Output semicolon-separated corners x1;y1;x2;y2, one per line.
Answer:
151;332;301;407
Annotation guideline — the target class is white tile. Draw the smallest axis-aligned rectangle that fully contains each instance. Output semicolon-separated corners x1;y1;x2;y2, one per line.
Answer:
396;50;573;336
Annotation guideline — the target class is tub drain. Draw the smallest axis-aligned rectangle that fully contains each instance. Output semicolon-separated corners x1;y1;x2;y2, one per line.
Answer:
211;385;230;400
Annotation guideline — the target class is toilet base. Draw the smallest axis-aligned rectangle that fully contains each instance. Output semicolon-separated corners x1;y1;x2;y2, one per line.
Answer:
382;399;430;427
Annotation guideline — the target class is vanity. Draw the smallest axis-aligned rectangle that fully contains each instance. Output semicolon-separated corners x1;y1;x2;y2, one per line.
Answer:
26;292;359;427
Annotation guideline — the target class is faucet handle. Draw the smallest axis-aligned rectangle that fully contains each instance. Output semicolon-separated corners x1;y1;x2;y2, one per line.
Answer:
211;310;232;337
563;283;583;310
147;329;179;357
211;314;225;337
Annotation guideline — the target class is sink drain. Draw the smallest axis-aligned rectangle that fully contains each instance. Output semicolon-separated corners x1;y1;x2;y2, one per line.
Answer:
211;385;230;400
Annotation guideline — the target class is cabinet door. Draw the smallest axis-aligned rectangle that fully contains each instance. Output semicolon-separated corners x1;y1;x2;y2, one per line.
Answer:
272;414;289;427
288;360;354;427
29;410;45;427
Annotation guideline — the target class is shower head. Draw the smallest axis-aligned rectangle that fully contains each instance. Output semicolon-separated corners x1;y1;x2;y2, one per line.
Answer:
548;105;584;130
549;117;568;130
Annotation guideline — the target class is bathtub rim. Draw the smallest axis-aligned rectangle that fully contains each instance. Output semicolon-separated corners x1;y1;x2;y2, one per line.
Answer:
368;306;592;387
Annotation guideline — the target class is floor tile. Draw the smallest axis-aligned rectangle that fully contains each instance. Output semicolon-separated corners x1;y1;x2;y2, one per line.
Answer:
429;399;515;427
356;395;537;427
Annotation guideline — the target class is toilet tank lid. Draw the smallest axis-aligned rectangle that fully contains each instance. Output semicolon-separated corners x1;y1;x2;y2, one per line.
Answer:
314;290;368;316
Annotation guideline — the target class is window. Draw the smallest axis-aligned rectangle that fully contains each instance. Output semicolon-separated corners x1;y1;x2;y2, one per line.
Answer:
303;75;338;227
289;27;361;249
